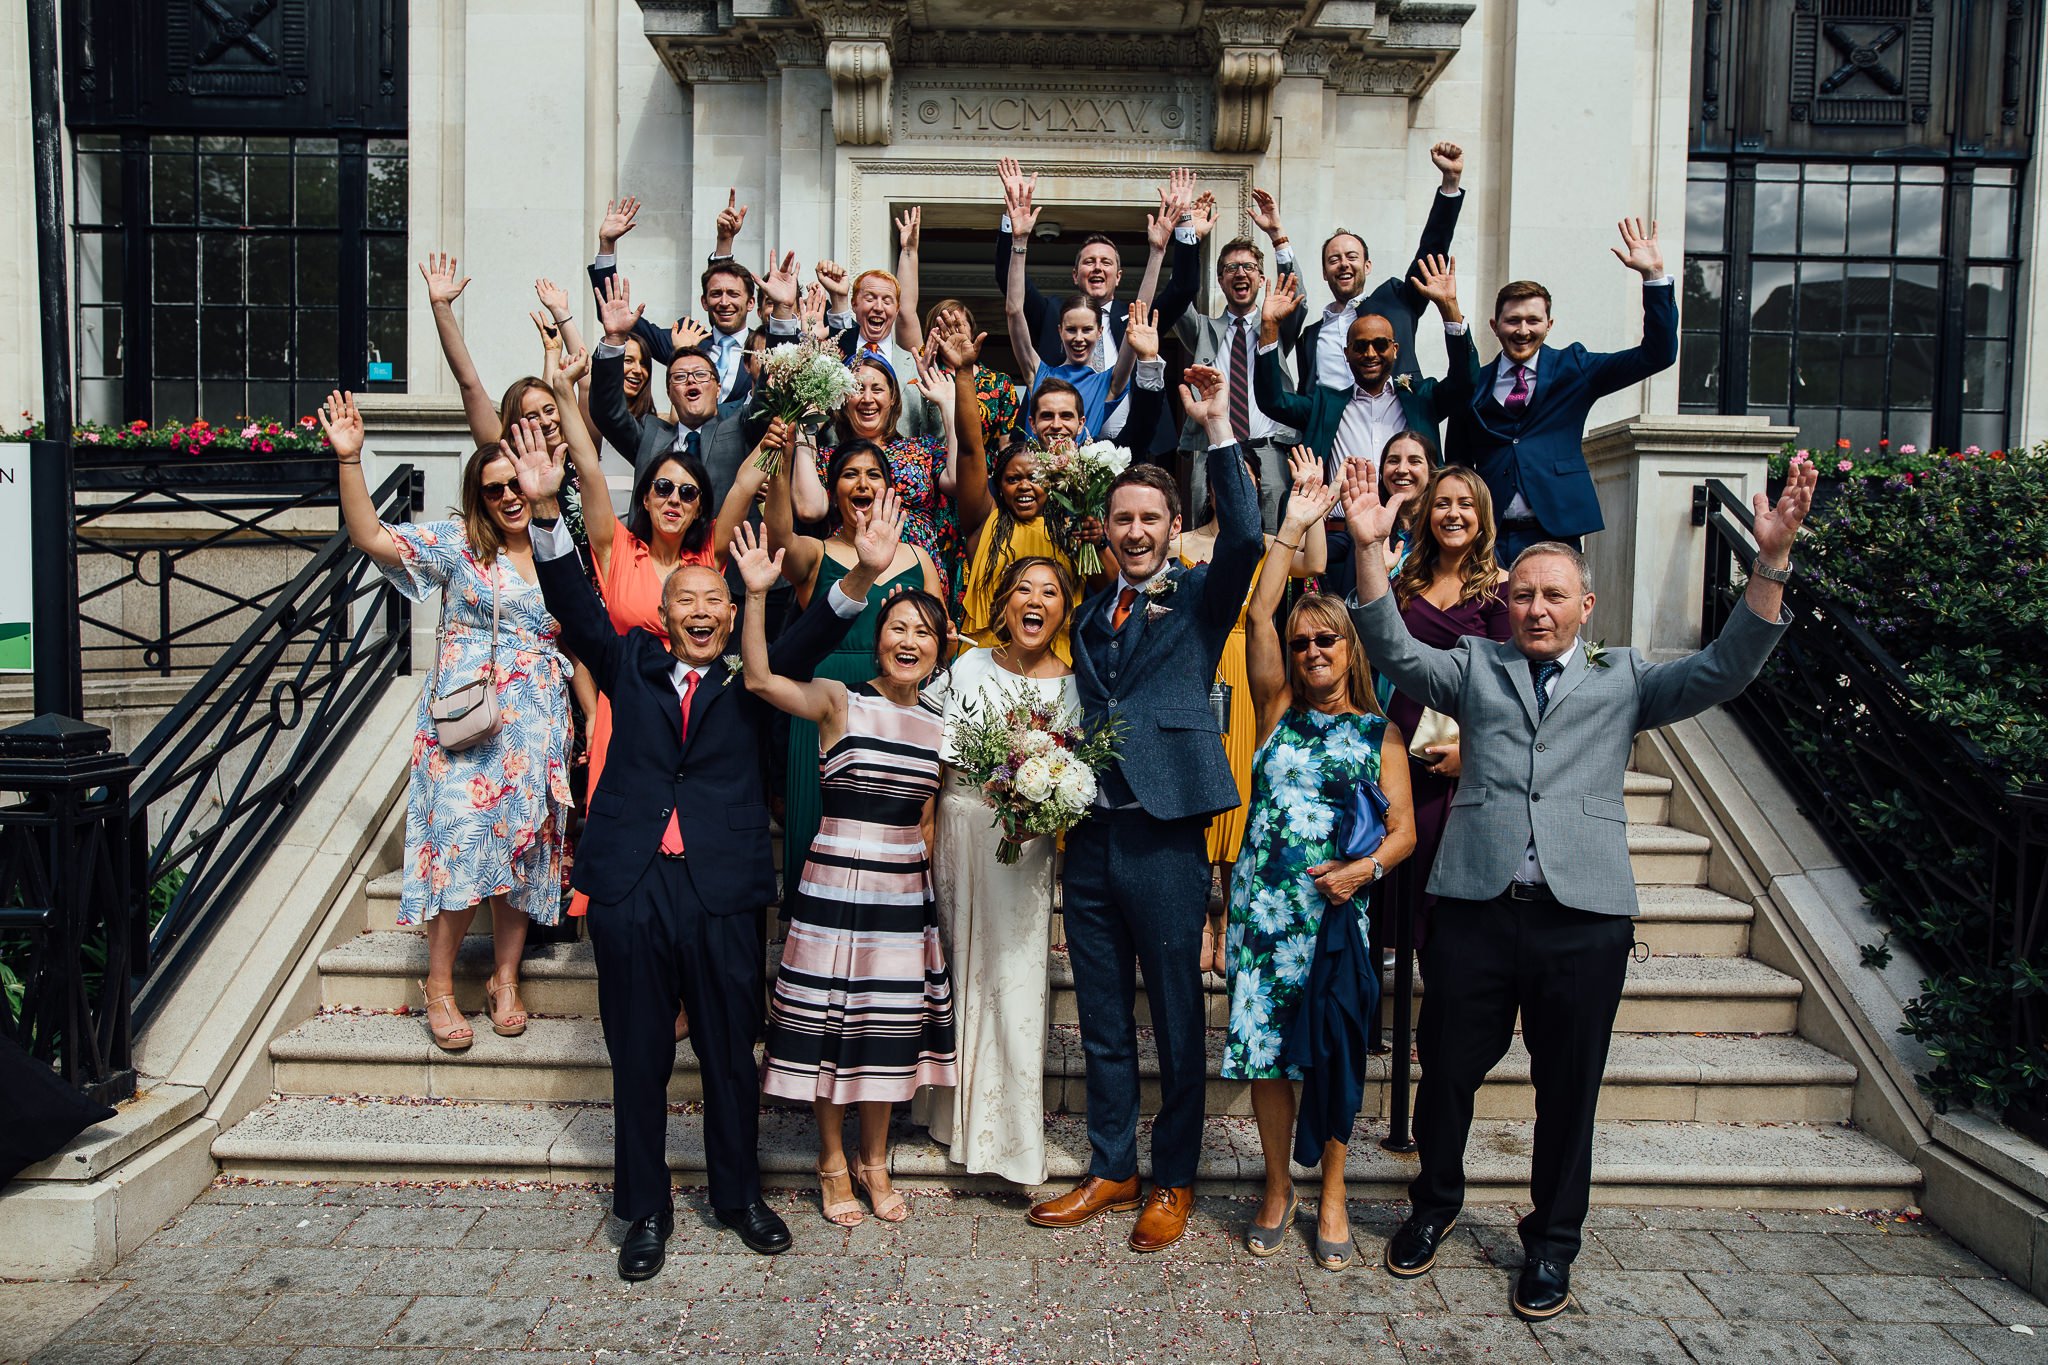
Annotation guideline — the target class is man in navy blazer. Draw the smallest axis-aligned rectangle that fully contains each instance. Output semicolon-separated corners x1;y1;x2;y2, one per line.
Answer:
1447;218;1678;562
515;441;901;1282
1026;368;1261;1253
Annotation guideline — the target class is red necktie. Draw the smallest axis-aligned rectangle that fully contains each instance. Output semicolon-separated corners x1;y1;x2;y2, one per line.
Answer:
1229;317;1252;444
658;669;701;855
1111;585;1139;632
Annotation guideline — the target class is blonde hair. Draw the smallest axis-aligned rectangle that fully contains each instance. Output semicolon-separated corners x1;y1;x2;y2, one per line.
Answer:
1394;466;1503;612
1286;592;1379;715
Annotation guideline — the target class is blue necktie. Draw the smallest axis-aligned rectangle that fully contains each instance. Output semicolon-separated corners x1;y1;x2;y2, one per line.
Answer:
1532;658;1564;719
685;428;701;460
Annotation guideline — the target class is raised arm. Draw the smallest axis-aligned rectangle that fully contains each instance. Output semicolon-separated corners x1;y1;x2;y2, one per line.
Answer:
1145;169;1201;329
733;521;845;724
894;207;925;352
1285;446;1330;576
1130;176;1186;312
419;254;502;445
322;391;402;567
1253;273;1316;432
761;453;825;600
910;349;962;498
1339;459;1466;712
538;327;613;570
1003;177;1045;384
586;198;673;368
709;418;792;569
590;275;649;459
1249;188;1305;350
1106;296;1157;403
938;323;995;537
1385;144;1467;325
789;428;830;524
993;157;1053;340
1180;367;1263;627
509;423;626;691
1587;217;1679;396
1247;469;1339;731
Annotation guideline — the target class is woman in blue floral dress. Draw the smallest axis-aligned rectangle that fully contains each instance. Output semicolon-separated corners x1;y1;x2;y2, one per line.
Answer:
1223;467;1414;1268
325;392;573;1053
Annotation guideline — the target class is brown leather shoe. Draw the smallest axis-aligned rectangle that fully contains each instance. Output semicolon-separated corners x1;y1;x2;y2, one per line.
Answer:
1128;1184;1193;1252
1026;1175;1142;1228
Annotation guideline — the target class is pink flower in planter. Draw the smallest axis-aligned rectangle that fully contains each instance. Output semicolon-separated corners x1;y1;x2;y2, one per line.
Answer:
241;423;261;439
1965;445;1982;456
82;430;101;443
1837;459;1853;473
1899;444;1918;455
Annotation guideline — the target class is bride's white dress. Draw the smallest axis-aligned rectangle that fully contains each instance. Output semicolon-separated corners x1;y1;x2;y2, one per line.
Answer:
914;647;1078;1185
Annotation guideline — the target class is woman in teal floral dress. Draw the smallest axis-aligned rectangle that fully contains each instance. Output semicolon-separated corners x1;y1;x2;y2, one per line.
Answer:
1223;466;1414;1268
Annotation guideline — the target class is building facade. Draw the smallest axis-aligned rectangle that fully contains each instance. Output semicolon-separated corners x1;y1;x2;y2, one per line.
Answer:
0;1;2042;454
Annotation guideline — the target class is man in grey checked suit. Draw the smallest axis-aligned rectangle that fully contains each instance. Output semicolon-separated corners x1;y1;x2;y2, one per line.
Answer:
1026;367;1262;1254
1340;457;1818;1320
1174;231;1300;532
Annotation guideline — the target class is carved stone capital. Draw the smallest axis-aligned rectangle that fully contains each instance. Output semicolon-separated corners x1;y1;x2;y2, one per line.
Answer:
826;39;894;145
1204;7;1305;48
803;0;908;43
668;42;767;83
1214;46;1284;152
758;27;826;67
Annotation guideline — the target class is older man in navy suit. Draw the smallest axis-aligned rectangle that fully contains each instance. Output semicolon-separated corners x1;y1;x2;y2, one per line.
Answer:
1026;368;1262;1253
1447;218;1678;563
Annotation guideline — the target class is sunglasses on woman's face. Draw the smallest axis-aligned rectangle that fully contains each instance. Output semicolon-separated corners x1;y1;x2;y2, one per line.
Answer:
651;478;701;504
1288;631;1343;654
479;480;522;501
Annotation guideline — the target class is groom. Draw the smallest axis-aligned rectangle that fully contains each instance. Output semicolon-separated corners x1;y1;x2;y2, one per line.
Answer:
1029;368;1262;1251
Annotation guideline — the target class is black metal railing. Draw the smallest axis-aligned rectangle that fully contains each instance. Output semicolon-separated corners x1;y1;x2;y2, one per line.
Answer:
1694;477;2048;1128
128;464;418;1020
73;448;344;677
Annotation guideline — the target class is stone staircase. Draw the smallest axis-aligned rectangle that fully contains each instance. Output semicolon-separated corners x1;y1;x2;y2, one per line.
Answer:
214;767;1923;1208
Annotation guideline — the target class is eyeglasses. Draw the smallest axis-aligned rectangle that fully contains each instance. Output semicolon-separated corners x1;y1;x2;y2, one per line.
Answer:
1218;261;1261;276
674;369;717;385
479;480;521;501
1288;632;1343;654
1349;337;1396;355
651;478;701;504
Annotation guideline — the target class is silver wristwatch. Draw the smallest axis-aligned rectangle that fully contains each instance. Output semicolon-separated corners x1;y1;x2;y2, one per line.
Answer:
1752;558;1792;583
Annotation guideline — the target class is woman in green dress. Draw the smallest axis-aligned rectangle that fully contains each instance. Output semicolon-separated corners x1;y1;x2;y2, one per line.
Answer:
764;438;946;889
1224;465;1415;1270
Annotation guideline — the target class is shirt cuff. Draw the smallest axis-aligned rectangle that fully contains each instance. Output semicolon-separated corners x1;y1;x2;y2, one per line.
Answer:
766;315;799;337
825;580;867;617
592;253;616;269
826;310;855;331
1257;341;1279;355
1645;276;1675;288
593;341;625;359
1133;358;1165;391
1275;246;1296;268
1438;188;1464;200
1443;321;1468;336
1208;439;1240;453
530;516;575;561
1173;225;1199;245
999;213;1013;234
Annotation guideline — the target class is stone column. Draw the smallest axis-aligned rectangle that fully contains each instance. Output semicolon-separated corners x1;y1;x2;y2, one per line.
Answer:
1207;9;1300;153
1583;414;1789;661
676;53;773;271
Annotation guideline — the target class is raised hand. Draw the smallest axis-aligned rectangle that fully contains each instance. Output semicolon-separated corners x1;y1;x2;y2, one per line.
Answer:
714;189;747;252
1752;459;1815;568
1009;184;1042;240
597;196;640;252
597;275;644;345
895;205;922;252
911;350;957;418
728;521;785;595
800;281;829;339
933;320;986;372
1287;444;1324;493
1339;455;1407;547
1249;187;1285;241
1261;271;1303;330
317;390;365;462
555;345;591;389
853;486;907;575
1168;168;1197;211
533;277;570;322
1124;297;1160;362
1612;217;1664;278
1184;191;1218;242
996;157;1036;214
1281;451;1338;536
418;253;469;307
671;316;712;354
529;309;564;358
758;249;800;315
1147;184;1187;252
1179;365;1227;425
815;259;850;306
1410;253;1460;320
508;417;564;503
1430;141;1465;189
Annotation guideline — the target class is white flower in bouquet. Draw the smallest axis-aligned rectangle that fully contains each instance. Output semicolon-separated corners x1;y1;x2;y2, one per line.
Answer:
1055;758;1097;807
1075;441;1131;478
1013;753;1057;803
1017;728;1057;757
1034;437;1135;577
753;338;857;474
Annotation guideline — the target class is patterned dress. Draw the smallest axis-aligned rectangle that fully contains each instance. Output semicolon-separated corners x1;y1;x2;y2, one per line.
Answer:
972;365;1022;457
763;686;959;1104
380;520;573;927
1222;707;1388;1079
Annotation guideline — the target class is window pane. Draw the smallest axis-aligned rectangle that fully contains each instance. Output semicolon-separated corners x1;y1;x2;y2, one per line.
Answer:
1898;165;1943;184
78;305;121;379
248;382;292;421
1845;264;1889;332
296;237;338;308
248;236;292;305
155;379;194;420
199;153;244;226
1849;164;1892;182
367;154;407;231
1960;412;2005;454
1686;179;1726;253
1748;334;1790;406
75;151;123;227
295;309;339;381
79;378;121;427
151;152;193;224
1965;266;2010;337
1801;182;1846;253
366;310;407;383
367;237;406;309
1753;182;1797;254
153;307;196;378
1679;332;1720;405
1795;334;1840;408
1886;409;1932;454
248;136;290;156
1895;185;1943;255
1841;335;1886;407
1893;264;1939;335
1757;164;1799;180
200;308;246;380
1838;408;1883;452
153;233;195;303
1751;260;1795;329
1889;335;1935;408
76;231;123;307
1970;185;2013;257
296;154;338;227
1798;261;1843;331
1804;163;1847;182
202;234;244;305
199;135;241;154
202;380;248;421
248;155;291;226
1683;258;1723;320
1799;408;1840;450
249;309;292;378
1847;182;1893;253
1964;339;2008;412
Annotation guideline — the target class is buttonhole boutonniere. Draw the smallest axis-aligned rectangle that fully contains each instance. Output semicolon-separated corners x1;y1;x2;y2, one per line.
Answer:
1393;374;1415;393
721;653;745;679
1584;640;1611;670
1142;575;1177;621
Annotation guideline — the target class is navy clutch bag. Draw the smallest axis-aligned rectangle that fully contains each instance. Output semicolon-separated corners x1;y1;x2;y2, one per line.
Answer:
1335;780;1391;861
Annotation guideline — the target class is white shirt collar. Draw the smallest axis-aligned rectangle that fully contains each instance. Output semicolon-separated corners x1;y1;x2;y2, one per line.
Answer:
671;659;707;690
1350;381;1398;406
1323;291;1363;319
1114;566;1171;600
1528;639;1580;676
1504;350;1540;377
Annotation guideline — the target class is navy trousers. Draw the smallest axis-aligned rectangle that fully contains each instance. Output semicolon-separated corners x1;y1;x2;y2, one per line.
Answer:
1495;526;1583;570
587;855;765;1220
1061;811;1211;1189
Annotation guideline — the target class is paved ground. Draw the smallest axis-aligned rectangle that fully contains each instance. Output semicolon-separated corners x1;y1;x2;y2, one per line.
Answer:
8;1180;2047;1364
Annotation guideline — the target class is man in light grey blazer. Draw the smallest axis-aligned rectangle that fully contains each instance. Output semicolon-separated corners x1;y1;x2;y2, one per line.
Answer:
1175;231;1301;532
1340;457;1817;1321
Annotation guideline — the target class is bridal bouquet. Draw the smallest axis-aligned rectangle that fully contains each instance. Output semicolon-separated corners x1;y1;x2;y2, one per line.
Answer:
751;337;856;474
1033;437;1131;577
948;682;1123;864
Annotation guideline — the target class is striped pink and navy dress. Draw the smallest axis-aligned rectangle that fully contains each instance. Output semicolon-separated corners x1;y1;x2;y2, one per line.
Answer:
762;686;959;1104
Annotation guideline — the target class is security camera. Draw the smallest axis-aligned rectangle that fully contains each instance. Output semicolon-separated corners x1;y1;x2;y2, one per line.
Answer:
1033;220;1062;241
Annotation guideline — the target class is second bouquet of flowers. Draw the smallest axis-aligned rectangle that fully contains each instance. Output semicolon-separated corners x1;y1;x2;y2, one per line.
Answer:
947;681;1123;864
1032;436;1131;577
751;337;856;473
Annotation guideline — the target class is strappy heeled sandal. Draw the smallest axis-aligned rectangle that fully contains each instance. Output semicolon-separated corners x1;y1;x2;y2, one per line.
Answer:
854;1161;909;1222
484;975;527;1038
1246;1191;1298;1258
418;980;473;1052
817;1162;864;1227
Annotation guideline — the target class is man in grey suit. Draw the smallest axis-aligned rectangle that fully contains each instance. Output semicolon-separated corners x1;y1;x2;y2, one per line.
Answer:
1340;456;1817;1320
1026;367;1262;1254
1176;231;1300;532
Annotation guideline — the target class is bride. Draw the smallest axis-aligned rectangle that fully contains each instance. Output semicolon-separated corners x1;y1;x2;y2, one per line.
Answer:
918;555;1080;1185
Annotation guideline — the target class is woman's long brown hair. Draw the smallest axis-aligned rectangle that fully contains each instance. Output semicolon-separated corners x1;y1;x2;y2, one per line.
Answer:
1393;466;1502;613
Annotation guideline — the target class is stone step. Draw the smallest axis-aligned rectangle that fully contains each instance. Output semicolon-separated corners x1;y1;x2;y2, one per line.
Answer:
270;1011;1855;1123
211;1096;1921;1209
321;931;1799;1034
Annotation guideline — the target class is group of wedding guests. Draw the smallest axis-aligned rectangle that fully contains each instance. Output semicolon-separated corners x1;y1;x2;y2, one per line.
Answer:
322;143;1814;1325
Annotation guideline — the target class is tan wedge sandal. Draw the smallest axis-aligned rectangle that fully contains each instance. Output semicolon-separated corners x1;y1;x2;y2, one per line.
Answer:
484;975;528;1037
418;981;473;1052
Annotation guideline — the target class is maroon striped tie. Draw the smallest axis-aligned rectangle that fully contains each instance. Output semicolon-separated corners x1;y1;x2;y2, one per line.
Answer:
1229;317;1252;444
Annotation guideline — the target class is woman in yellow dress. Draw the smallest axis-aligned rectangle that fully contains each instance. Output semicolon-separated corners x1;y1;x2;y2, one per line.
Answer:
1175;445;1327;975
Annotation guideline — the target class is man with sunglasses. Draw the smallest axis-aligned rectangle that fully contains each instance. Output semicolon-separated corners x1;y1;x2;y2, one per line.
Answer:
1177;230;1300;533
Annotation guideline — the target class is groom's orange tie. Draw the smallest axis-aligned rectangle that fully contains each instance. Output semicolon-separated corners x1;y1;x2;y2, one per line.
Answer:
1112;586;1139;632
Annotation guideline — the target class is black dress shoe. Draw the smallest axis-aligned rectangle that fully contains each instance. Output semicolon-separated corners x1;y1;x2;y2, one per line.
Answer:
715;1199;792;1255
1384;1214;1457;1279
616;1207;674;1282
1512;1257;1573;1320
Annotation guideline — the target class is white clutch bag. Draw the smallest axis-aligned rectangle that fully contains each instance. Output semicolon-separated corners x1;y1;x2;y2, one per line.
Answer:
1407;706;1458;760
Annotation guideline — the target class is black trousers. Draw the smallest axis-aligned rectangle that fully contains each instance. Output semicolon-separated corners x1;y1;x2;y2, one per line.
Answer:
587;855;765;1221
1409;892;1634;1263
